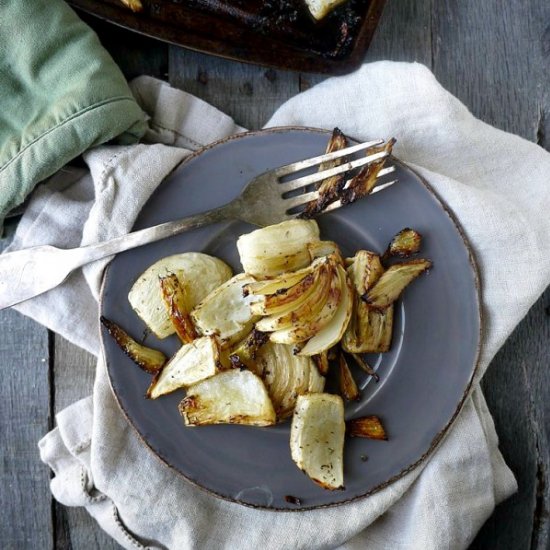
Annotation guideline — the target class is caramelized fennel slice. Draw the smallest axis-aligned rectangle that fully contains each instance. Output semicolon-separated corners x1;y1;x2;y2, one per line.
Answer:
290;393;345;490
191;273;258;348
100;316;166;374
298;264;353;355
159;272;197;344
250;267;321;317
383;228;422;260
342;304;394;353
147;336;219;399
343;250;393;353
303;127;348;216
346;250;384;295
237;219;320;278
255;342;325;420
228;329;270;370
347;416;388;440
128;252;232;339
256;263;335;332
269;266;341;344
312;351;330;376
338;352;360;401
364;259;432;309
179;370;276;427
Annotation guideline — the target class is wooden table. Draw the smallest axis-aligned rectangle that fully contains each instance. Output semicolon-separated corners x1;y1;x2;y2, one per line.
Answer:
1;1;549;548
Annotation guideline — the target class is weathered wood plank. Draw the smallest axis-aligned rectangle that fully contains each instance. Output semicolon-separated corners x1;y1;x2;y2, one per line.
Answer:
168;48;300;129
430;1;550;548
366;0;432;65
0;220;53;550
432;0;550;142
52;336;120;550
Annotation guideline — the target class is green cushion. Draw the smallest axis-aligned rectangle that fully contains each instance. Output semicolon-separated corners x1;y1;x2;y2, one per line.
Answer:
0;0;147;229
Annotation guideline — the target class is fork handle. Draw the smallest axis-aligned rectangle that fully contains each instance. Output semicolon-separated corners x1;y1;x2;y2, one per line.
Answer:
0;203;237;310
74;202;236;266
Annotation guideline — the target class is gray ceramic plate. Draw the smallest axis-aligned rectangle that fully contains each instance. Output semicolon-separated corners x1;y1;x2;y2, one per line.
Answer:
101;127;481;510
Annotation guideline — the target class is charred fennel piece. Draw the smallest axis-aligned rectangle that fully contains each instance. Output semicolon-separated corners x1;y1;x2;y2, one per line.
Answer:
342;250;393;353
159;273;197;344
147;336;220;399
228;329;269;369
298;264;353;356
338;138;396;206
191;273;258;348
100;316;166;374
268;262;341;344
312;351;330;376
253;342;325;420
237;219;320;278
347;416;388;440
290;393;345;490
128;252;231;339
382;228;423;261
364;259;432;309
338;352;360;401
248;255;345;347
302;127;348;217
179;369;276;427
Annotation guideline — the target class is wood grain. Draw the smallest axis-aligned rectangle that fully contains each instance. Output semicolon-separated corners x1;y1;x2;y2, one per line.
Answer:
168;49;299;129
431;0;550;141
0;221;53;550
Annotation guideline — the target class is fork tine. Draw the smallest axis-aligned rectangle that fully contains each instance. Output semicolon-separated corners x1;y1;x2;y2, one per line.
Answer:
284;191;320;210
285;167;397;212
274;139;384;178
279;150;389;193
319;179;399;214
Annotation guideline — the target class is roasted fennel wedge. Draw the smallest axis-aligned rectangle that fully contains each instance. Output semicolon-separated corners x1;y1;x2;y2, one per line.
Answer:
302;127;348;217
237;219;320;278
191;273;258;348
101;316;166;374
364;259;432;309
290;393;345;490
298;264;353;355
347;416;388;440
147;336;220;399
227;329;269;370
267;262;341;342
128;253;232;339
253;342;325;420
383;228;422;260
159;273;197;344
179;370;276;427
342;250;394;353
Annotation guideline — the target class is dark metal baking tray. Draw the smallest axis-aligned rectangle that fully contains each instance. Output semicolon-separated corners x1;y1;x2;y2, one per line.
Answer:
68;0;386;74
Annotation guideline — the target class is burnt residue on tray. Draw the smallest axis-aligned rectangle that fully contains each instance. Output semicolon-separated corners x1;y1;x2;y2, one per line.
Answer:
181;0;368;59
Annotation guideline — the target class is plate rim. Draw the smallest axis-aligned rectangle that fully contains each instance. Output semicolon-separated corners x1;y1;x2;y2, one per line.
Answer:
99;126;483;512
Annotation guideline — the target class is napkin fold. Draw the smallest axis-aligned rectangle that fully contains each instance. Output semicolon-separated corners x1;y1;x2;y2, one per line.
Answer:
9;62;550;549
0;0;147;231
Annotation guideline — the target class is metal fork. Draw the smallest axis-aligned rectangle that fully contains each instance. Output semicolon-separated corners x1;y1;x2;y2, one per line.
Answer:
0;139;396;310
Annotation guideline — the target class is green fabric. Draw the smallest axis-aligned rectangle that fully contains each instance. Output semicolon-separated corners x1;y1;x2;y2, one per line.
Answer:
0;0;147;229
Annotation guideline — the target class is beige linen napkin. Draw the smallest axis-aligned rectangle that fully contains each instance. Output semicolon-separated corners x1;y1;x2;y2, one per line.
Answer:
10;62;550;548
